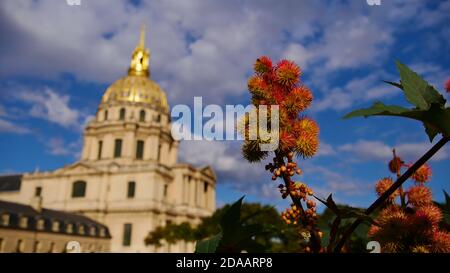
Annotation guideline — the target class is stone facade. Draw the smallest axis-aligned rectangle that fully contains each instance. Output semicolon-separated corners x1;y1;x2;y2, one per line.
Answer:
0;27;216;253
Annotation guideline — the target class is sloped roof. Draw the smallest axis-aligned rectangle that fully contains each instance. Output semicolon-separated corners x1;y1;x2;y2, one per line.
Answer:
0;200;111;238
0;175;22;192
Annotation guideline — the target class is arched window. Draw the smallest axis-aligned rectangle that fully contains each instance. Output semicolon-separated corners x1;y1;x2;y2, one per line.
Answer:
72;181;87;198
119;108;126;120
104;110;108;121
139;110;146;122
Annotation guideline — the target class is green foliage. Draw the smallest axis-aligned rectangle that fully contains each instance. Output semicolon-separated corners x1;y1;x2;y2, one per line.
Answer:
195;233;222;253
145;198;301;253
344;61;450;141
196;196;268;253
314;194;374;252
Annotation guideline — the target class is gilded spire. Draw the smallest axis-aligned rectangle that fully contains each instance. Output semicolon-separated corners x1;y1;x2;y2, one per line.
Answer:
128;24;150;77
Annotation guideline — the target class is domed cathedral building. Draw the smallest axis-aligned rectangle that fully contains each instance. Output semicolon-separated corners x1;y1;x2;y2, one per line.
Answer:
0;27;216;253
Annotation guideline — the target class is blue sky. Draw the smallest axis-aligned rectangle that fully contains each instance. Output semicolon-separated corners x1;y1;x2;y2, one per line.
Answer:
0;0;449;211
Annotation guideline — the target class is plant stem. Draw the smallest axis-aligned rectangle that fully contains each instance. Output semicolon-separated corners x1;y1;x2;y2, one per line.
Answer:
333;136;449;253
275;152;322;252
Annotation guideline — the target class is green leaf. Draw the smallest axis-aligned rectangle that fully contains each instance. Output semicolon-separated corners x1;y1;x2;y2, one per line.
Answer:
220;196;245;233
383;80;403;90
343;102;410;119
315;194;340;215
344;102;450;141
396;61;446;110
195;232;223;253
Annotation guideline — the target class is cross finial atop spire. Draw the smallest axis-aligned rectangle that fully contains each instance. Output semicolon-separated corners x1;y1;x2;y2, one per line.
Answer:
128;24;150;77
139;24;146;49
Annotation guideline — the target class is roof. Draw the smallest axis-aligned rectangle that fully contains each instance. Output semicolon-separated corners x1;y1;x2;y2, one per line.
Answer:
0;175;22;192
0;200;111;238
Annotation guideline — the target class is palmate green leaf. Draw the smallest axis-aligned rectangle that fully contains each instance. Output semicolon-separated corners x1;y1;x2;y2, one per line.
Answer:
344;102;450;141
396;61;446;110
195;232;223;253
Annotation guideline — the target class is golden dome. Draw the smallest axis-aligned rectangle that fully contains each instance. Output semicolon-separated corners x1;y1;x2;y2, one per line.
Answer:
102;75;169;111
101;25;169;112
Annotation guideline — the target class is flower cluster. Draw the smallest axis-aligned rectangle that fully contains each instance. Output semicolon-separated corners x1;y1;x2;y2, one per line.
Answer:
368;151;450;253
243;56;319;161
243;57;322;252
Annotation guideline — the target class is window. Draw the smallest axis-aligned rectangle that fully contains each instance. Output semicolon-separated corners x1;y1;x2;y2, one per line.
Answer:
37;219;45;230
97;140;103;160
136;140;144;160
1;214;9;226
104;110;108;121
139;110;146;122
89;226;96;236
49;242;55;253
122;223;132;246
52;221;60;232
16;239;24;253
114;139;122;158
0;238;4;252
157;144;162;161
78;225;85;235
100;228;106;238
155;114;161;123
119;108;126;120
204;182;208;193
35;186;42;197
34;241;41;253
127;181;136;198
66;223;74;234
163;184;168;197
72;181;87;198
19;216;28;228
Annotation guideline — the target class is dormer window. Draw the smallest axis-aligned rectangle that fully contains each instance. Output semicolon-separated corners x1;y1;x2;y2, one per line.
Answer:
66;223;74;234
19;216;28;229
52;221;60;232
89;226;96;236
78;224;85;235
100;228;106;238
37;219;45;230
1;214;10;226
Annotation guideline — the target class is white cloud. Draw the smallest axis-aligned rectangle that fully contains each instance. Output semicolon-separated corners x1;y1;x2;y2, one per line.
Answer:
1;0;445;107
15;87;82;130
0;118;30;134
44;137;80;157
337;139;450;162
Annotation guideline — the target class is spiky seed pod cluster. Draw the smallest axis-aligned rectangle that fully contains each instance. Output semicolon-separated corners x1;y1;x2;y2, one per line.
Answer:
243;56;319;160
246;57;321;252
411;164;432;183
368;151;449;253
375;177;399;201
407;185;432;207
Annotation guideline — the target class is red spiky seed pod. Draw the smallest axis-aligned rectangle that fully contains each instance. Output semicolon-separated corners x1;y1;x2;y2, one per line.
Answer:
445;78;450;93
411;164;432;183
275;59;301;87
254;56;273;75
407;185;433;207
375;177;398;201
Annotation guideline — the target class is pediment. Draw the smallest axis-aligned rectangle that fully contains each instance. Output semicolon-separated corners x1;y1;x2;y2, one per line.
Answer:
200;166;216;180
55;162;104;175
